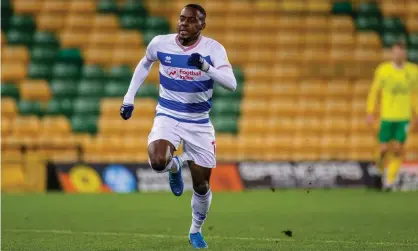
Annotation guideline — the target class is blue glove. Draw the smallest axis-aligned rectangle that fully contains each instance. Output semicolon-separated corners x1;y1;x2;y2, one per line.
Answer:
120;104;134;120
187;53;209;72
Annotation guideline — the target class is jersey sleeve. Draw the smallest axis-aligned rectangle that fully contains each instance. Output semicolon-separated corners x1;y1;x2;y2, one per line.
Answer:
211;42;232;70
145;35;161;62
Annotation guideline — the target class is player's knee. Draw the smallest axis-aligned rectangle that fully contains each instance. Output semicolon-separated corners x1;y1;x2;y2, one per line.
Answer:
193;182;210;195
149;155;170;172
380;144;389;154
392;144;404;157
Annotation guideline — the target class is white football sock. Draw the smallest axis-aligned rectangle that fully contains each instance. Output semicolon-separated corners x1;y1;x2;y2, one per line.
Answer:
148;157;177;173
189;190;212;234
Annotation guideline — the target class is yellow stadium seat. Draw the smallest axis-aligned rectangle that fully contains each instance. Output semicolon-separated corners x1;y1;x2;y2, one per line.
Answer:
65;14;94;30
243;83;271;99
276;32;303;47
271;82;300;97
238;117;267;135
41;116;71;135
330;48;354;63
227;48;247;66
302;48;329;63
275;49;303;64
13;116;41;136
408;0;418;15
205;1;228;15
307;0;331;13
69;0;96;14
1;62;27;82
112;47;146;67
305;16;330;31
101;98;156;117
13;0;43;15
1;149;23;163
19;80;51;102
46;149;79;162
254;0;279;13
38;134;76;149
225;16;253;30
294;117;322;133
273;64;300;79
240;99;269;116
244;64;273;82
42;0;69;14
1;98;17;119
299;79;325;97
277;16;303;30
331;16;354;33
381;2;407;17
226;0;253;14
116;30;144;48
320;134;347;152
303;33;330;47
280;0;304;12
353;79;371;97
327;79;353;97
354;48;382;63
356;32;381;48
331;33;355;48
348;133;377;151
351;98;368;117
248;49;275;64
1;46;30;64
146;0;172;16
93;15;119;31
2;118;12;137
1;163;26;190
215;134;237;156
324;99;350;115
322;117;350;133
89;30;118;48
60;30;90;49
83;47;114;68
298;98;325;116
351;117;371;133
406;16;418;32
37;13;65;32
269;99;298;116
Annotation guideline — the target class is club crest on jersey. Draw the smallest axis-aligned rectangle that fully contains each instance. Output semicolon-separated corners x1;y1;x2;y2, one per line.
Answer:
165;56;171;64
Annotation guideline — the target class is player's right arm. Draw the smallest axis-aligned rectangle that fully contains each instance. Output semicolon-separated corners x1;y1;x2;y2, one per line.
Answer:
366;64;384;124
120;36;160;120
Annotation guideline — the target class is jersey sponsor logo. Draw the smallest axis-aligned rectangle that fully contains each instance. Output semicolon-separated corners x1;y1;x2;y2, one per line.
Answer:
167;67;178;78
166;67;202;80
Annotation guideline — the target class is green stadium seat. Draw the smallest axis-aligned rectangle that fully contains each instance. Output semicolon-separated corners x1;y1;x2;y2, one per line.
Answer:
52;63;80;80
1;0;12;31
1;83;20;100
97;0;118;14
382;18;404;33
50;80;78;99
356;16;380;32
108;65;132;81
143;30;161;45
28;63;52;80
213;84;242;100
18;100;42;116
7;29;32;46
233;67;245;84
120;0;147;16
119;15;147;31
45;99;73;117
9;15;36;33
145;16;170;33
358;2;380;17
33;31;59;48
71;115;98;134
82;65;106;81
104;82;127;97
211;116;238;134
408;49;418;63
331;1;352;15
77;81;105;97
409;34;418;49
56;49;83;66
211;99;240;117
31;46;57;63
137;84;159;99
72;98;101;115
382;33;407;48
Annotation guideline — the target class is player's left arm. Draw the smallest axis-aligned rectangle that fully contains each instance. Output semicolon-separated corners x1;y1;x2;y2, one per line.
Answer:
411;67;418;128
187;42;237;91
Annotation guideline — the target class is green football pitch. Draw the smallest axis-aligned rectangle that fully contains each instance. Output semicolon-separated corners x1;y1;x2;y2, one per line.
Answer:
2;189;418;251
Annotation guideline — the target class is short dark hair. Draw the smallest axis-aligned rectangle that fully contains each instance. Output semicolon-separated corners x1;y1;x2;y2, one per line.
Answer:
392;38;406;48
184;4;206;20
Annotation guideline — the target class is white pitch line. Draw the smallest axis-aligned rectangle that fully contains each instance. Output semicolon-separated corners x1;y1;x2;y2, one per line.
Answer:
3;228;418;247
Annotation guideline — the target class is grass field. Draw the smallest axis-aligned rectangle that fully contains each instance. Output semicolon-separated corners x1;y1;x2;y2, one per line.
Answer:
2;189;418;251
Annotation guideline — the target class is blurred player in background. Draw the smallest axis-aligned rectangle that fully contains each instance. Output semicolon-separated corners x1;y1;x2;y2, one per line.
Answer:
366;39;418;191
120;4;237;249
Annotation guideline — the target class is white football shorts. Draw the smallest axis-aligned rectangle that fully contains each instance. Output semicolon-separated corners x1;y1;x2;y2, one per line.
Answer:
147;115;216;168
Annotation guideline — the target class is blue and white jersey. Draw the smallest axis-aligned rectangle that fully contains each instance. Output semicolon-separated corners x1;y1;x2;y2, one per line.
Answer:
145;34;231;124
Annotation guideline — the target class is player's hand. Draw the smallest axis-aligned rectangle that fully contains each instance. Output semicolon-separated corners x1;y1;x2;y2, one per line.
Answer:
366;114;375;125
187;53;209;72
120;104;134;120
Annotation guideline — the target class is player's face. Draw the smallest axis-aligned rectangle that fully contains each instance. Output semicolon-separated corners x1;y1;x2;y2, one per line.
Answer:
392;44;407;62
177;7;205;40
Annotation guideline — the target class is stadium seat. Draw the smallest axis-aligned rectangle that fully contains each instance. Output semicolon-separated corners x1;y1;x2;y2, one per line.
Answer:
120;0;148;16
331;1;353;15
381;1;407;17
18;100;43;116
331;16;355;33
6;29;32;47
211;98;240;117
406;17;418;32
8;15;36;33
108;65;133;82
52;63;80;80
2;62;27;82
1;83;20;100
77;80;105;97
382;32;407;48
13;0;43;15
97;0;118;14
409;34;418;49
60;30;89;49
31;46;58;63
36;13;65;32
83;47;114;67
356;32;381;48
89;30;119;48
212;116;238;134
69;0;96;14
13;115;41;136
2;46;29;64
381;17;405;33
112;47;145;67
81;65;106;81
33;31;59;49
42;0;69;14
119;14;147;31
41;116;71;135
116;30;144;48
72;98;101;116
358;2;380;17
93;15;119;31
71;115;98;134
356;16;380;32
408;49;418;63
331;33;355;48
19;80;51;102
65;14;94;30
1;98;18;119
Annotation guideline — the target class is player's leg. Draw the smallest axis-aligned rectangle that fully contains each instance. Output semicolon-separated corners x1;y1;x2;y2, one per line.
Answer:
147;116;184;196
376;121;392;174
188;161;212;249
384;121;410;190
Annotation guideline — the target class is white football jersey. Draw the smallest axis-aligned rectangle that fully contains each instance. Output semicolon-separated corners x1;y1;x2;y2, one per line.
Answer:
145;34;231;124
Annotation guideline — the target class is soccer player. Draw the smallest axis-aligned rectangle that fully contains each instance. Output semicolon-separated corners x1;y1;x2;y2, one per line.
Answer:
119;4;237;248
366;39;418;191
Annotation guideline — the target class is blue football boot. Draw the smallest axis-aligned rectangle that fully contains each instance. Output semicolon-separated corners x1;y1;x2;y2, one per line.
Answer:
168;156;184;196
189;232;208;249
